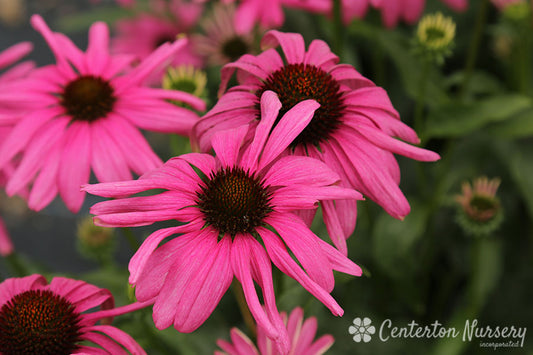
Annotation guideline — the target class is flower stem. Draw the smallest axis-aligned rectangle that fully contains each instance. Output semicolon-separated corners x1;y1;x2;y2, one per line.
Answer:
231;279;257;338
414;59;431;141
332;0;344;59
460;0;489;99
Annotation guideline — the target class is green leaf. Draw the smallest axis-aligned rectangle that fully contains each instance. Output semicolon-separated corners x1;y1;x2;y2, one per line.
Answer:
372;200;429;278
425;94;532;138
432;237;502;355
498;140;533;220
485;107;533;139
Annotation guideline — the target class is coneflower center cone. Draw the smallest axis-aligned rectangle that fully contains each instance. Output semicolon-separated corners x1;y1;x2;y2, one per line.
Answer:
61;75;116;122
0;290;82;355
257;64;346;148
196;167;273;236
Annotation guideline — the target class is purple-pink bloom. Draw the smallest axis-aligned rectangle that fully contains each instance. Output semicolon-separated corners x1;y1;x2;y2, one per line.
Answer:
84;91;362;353
0;274;150;354
0;15;205;213
216;307;334;355
111;1;204;84
192;3;257;66
370;0;468;28
193;30;440;255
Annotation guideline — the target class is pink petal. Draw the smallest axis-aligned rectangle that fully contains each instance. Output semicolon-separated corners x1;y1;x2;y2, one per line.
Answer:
258;99;320;170
133;231;201;301
240;90;281;171
0;42;33;68
265;212;334;292
0;274;47;306
303;39;338;68
6;117;68;197
0;107;62;169
177;153;216;177
80;330;129;355
85;21;110;75
306;334;335;355
152;228;217;330
27;141;62;211
261;30;305;64
263;156;340;187
229;328;260;355
102;114;163;176
231;235;279;341
90;120;132;183
173;235;233;332
321;200;348;255
258;227;344;316
58;121;92;212
211;125;249;168
85;325;147;355
350;123;440;161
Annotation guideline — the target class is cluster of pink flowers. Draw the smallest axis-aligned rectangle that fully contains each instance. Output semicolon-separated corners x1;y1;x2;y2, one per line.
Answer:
0;1;451;353
225;0;469;29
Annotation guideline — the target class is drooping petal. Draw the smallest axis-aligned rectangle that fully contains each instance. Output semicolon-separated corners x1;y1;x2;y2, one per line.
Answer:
58;121;92;212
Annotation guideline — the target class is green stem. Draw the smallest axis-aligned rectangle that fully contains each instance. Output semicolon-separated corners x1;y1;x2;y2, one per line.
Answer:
460;0;489;99
5;252;28;277
414;59;431;142
232;280;257;339
372;42;386;87
121;227;141;251
332;0;344;59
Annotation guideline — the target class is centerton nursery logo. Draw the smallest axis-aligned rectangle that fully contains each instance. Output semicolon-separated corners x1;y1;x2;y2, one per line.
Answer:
349;317;527;350
349;317;376;343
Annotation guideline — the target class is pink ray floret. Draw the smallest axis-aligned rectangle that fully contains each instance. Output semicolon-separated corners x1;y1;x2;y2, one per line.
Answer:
0;274;151;354
216;307;334;355
193;30;440;255
84;91;362;354
0;15;206;213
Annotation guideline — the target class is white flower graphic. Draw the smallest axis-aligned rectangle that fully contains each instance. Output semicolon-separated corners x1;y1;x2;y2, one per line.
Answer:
349;317;375;343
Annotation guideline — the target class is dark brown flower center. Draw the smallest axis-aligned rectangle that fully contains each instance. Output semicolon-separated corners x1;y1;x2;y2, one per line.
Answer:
196;167;272;236
0;289;82;355
256;63;346;148
61;75;116;122
222;36;249;62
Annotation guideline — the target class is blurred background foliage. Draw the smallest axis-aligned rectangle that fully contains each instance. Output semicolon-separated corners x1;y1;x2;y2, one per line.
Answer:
0;0;532;354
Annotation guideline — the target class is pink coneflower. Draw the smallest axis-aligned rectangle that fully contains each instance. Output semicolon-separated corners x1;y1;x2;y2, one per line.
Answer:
111;1;204;85
193;30;440;254
0;274;150;354
370;0;468;28
192;3;257;66
216;307;334;355
84;91;363;353
0;15;205;213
